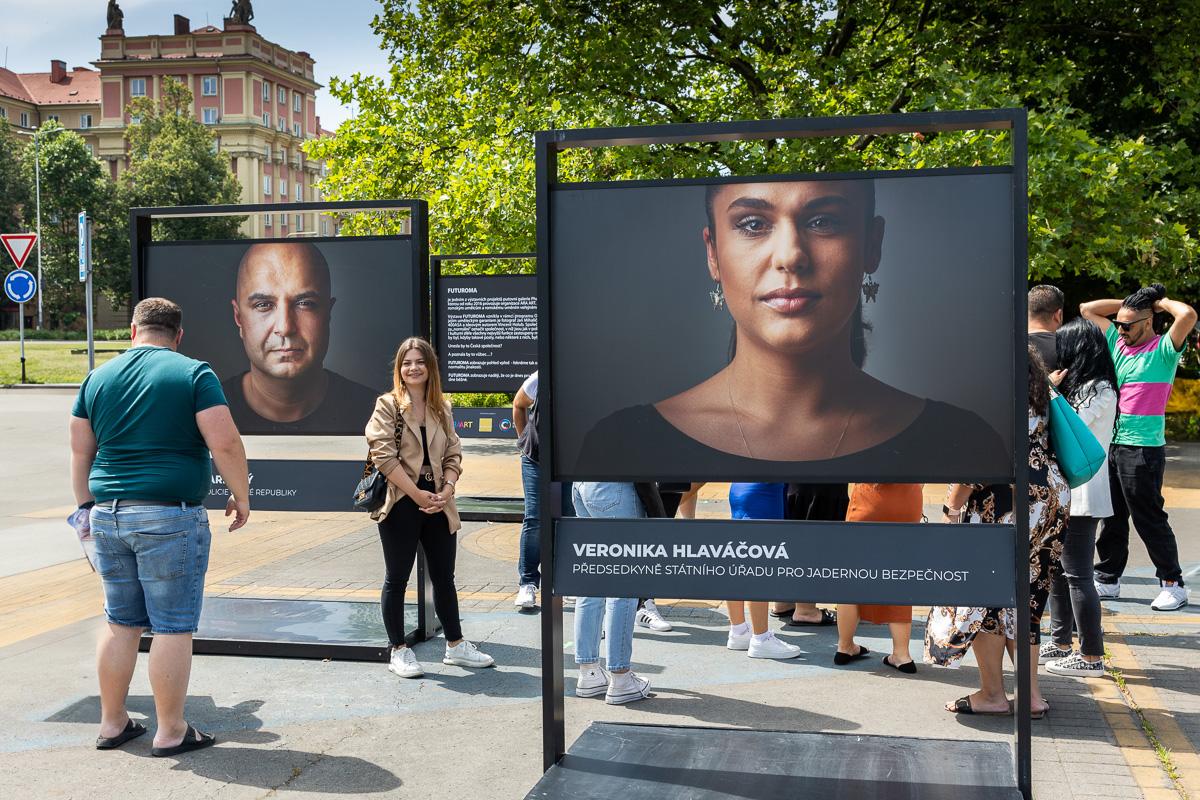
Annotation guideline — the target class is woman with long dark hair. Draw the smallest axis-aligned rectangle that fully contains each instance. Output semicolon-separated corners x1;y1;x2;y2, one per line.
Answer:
1040;318;1117;677
926;345;1069;718
365;337;494;678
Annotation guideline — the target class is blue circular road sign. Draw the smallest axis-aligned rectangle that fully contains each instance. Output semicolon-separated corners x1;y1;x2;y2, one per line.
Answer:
4;269;37;304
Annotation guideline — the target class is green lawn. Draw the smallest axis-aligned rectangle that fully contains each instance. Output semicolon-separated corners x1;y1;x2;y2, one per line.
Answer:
0;341;131;385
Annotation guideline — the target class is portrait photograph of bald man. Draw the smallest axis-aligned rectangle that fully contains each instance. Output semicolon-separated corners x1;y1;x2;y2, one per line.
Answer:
141;237;416;435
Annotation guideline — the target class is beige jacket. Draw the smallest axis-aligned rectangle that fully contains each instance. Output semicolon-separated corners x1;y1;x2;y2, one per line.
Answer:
365;393;463;531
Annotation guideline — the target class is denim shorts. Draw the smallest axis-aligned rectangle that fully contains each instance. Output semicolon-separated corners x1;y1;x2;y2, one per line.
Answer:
90;502;212;634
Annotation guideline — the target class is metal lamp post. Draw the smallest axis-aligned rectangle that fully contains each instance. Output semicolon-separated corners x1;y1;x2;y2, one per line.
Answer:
33;125;64;330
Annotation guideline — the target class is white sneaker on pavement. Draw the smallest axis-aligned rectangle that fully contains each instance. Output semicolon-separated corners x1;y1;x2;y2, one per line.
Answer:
388;646;423;679
1094;580;1121;599
1150;583;1189;612
515;584;538;609
636;600;673;632
1038;642;1073;664
1046;652;1107;677
575;663;610;698
747;632;803;660
727;627;751;651
443;640;495;668
605;670;651;705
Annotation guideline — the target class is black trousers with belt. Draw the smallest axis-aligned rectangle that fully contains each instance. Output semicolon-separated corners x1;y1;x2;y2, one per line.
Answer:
377;478;463;646
1095;444;1184;586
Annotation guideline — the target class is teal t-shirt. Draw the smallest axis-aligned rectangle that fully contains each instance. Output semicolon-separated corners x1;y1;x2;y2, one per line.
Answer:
1105;325;1183;447
71;346;227;504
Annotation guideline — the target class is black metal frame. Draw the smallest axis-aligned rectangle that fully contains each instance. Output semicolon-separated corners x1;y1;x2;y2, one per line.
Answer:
535;110;1031;797
130;199;440;659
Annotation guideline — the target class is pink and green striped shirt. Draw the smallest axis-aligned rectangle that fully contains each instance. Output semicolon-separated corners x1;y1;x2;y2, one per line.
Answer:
1105;325;1184;447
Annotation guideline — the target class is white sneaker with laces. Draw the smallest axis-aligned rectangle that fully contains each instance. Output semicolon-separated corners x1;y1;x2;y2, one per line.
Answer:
1094;581;1121;599
443;640;495;668
1038;642;1073;664
1046;652;1107;677
727;627;751;651
636;600;673;632
748;632;803;660
1150;583;1189;612
515;584;537;609
605;670;651;705
388;646;423;679
575;663;610;698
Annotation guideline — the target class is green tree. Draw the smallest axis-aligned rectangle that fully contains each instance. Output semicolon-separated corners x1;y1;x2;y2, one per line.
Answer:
122;77;244;243
307;0;1198;292
20;122;115;327
0;120;30;235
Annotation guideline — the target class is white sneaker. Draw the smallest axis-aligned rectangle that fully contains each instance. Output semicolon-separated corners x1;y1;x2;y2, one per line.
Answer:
727;627;751;651
636;600;673;632
1150;583;1189;612
515;584;538;609
443;640;495;668
575;663;610;698
747;632;803;660
1046;652;1107;677
1095;581;1121;599
1038;642;1073;664
387;646;423;679
605;670;651;705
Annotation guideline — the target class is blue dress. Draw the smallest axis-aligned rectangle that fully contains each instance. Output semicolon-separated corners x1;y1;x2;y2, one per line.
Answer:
729;483;787;520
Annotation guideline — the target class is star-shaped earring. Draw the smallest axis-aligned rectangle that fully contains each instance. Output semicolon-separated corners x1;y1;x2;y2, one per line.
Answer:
862;275;880;303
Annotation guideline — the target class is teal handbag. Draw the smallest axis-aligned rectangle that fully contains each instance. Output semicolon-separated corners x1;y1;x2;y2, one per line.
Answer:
1047;387;1107;489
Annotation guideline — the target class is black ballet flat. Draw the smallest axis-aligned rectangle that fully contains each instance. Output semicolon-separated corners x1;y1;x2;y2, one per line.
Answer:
883;654;917;674
833;645;870;665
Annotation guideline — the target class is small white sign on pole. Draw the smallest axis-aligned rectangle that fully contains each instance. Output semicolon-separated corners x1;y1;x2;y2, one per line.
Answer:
77;211;89;282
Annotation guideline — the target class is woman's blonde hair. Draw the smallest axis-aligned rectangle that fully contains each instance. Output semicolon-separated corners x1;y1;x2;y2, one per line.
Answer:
391;337;451;431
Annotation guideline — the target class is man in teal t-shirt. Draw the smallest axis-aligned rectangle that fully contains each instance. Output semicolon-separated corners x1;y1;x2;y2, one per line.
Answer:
70;298;250;756
1081;284;1196;612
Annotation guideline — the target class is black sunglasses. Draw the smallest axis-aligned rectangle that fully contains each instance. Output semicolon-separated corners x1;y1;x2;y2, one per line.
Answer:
1115;315;1152;332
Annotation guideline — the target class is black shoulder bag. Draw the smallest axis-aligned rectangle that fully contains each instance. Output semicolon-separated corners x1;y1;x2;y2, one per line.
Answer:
353;408;406;512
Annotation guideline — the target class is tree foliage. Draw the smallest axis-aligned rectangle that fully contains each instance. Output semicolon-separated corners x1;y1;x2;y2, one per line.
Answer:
308;0;1199;291
0;120;29;235
122;77;244;243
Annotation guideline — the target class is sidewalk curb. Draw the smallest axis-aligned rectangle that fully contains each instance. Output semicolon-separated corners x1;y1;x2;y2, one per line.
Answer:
1;384;81;389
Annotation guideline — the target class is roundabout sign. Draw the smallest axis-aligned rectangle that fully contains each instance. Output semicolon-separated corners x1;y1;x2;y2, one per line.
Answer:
4;268;37;304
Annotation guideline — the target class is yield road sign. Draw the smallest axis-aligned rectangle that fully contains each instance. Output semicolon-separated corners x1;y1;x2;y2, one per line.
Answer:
4;269;37;304
1;233;37;269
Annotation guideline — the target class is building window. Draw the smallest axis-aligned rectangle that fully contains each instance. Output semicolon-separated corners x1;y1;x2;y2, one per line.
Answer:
130;78;146;97
79;113;92;128
202;107;218;124
292;121;301;137
262;81;270;101
262;112;270;127
0;107;7;120
265;143;272;160
129;114;142;125
293;92;302;113
20;111;29;127
85;143;94;156
321;219;329;236
280;179;287;197
295;214;303;232
46;114;59;122
295;183;302;202
264;213;272;228
277;117;285;132
263;175;272;195
280;213;288;227
277;86;286;104
202;76;218;96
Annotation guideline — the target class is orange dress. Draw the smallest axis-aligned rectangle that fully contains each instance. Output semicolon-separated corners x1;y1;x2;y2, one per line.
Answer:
845;483;923;624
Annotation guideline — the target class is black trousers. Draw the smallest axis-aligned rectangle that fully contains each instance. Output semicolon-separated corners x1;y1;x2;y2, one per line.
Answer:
377;484;463;646
1095;444;1184;586
1050;516;1105;656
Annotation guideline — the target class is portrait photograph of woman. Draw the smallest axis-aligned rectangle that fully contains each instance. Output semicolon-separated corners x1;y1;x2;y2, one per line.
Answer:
551;171;1014;482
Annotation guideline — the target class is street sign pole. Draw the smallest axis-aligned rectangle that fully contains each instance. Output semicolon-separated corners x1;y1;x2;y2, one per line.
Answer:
79;211;94;372
3;269;37;384
18;301;25;383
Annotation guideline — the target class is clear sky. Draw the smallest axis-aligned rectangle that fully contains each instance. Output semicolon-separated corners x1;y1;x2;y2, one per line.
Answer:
0;0;392;130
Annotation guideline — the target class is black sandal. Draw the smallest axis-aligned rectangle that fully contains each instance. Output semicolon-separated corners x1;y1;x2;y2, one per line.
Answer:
96;718;147;750
151;724;216;757
769;606;796;619
883;654;917;674
783;609;837;627
833;644;870;665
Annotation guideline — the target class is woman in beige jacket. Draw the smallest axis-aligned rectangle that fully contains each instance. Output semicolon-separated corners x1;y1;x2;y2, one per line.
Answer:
366;337;493;678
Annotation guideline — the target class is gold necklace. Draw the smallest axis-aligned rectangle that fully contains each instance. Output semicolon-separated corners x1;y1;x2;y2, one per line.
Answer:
725;370;854;460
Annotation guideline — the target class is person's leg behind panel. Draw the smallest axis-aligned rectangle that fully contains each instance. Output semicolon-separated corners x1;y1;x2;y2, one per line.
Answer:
516;455;541;609
1124;446;1189;611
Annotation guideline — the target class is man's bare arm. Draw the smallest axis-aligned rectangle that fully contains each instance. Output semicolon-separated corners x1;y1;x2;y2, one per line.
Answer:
1079;299;1121;331
512;387;534;437
196;405;250;531
1156;296;1198;351
69;416;97;506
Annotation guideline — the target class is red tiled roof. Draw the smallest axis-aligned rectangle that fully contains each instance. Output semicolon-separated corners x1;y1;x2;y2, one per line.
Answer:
191;25;221;33
0;67;34;103
12;67;100;106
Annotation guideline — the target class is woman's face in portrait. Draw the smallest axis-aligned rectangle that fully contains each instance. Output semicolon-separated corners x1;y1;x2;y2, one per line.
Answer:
400;348;429;389
704;180;884;356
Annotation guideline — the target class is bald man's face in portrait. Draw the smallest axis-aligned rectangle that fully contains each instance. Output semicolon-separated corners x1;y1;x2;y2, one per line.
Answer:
231;243;334;382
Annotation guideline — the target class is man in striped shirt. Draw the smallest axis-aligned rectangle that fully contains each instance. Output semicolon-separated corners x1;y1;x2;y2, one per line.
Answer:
1081;284;1196;611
